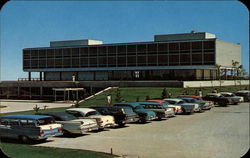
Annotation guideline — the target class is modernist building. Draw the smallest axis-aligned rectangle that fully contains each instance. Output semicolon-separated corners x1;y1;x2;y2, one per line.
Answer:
23;31;241;81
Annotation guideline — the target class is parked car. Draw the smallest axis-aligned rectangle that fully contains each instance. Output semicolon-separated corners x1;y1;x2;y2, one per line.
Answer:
206;93;238;105
235;90;250;102
146;100;183;114
220;92;243;103
137;102;175;120
36;112;99;134
202;93;232;106
163;98;198;114
113;102;157;123
65;108;116;130
91;106;139;127
180;98;203;112
177;95;214;110
0;115;63;143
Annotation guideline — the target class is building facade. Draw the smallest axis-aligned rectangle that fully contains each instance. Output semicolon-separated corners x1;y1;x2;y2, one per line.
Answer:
23;32;241;81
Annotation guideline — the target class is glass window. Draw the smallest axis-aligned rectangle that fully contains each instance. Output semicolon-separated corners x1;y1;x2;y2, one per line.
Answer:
117;45;126;56
191;42;202;50
147;44;157;52
169;43;179;51
98;57;107;67
55;59;63;67
39;59;47;68
63;58;71;67
127;45;136;53
55;49;62;58
72;48;79;57
148;55;157;65
23;50;31;59
63;48;71;57
127;56;136;66
158;55;168;66
203;41;215;49
180;42;190;50
89;47;98;56
107;57;116;66
9;119;19;125
107;46;116;56
31;50;39;59
137;44;146;54
80;47;88;57
72;58;80;67
158;43;168;52
31;60;39;68
47;59;54;68
98;47;107;56
46;49;54;58
80;58;88;66
20;120;28;126
39;50;46;59
180;54;190;63
89;57;97;67
137;55;147;66
117;56;126;66
169;55;179;64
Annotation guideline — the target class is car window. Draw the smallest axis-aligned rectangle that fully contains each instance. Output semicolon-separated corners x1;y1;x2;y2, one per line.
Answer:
135;105;144;110
165;100;176;104
85;111;100;117
9;119;19;125
0;119;9;125
66;111;83;117
37;117;55;125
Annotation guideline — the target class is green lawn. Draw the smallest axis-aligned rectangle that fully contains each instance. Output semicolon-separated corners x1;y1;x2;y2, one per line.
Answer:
0;143;115;158
79;86;249;106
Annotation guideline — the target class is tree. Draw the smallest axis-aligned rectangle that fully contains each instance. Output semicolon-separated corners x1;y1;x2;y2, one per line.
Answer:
115;88;123;103
145;95;151;100
136;96;140;102
161;88;169;99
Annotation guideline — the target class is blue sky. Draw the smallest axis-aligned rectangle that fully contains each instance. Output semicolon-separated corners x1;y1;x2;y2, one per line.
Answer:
0;0;249;80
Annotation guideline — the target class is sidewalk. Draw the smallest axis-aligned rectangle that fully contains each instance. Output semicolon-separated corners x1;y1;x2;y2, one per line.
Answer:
0;100;72;113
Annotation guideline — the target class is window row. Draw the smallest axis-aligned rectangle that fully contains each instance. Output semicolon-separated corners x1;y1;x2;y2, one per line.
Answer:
23;41;215;59
23;53;215;68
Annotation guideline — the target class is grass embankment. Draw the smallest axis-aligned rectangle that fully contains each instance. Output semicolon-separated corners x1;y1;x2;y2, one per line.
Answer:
0;143;115;158
79;86;249;106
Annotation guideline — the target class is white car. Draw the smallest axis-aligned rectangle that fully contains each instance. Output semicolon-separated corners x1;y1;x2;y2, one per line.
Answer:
66;108;116;129
220;92;244;102
36;112;99;135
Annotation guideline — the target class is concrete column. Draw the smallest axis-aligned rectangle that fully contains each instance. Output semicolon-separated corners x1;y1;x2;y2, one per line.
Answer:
40;72;42;81
18;86;20;97
28;72;31;81
40;87;43;98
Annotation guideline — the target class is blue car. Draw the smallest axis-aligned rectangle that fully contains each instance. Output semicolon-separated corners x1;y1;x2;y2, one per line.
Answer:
113;102;156;123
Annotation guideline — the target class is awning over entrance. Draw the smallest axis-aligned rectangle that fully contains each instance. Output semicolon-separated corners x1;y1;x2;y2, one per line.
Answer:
52;88;84;101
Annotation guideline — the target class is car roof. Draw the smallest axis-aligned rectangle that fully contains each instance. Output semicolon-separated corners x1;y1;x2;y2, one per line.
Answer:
137;102;166;105
66;108;96;114
114;102;141;107
181;98;195;100
37;112;71;117
146;100;166;103
0;114;51;120
91;106;121;109
163;98;182;102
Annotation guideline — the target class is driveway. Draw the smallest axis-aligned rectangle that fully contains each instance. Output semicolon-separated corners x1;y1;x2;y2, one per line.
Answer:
30;102;249;158
0;100;72;113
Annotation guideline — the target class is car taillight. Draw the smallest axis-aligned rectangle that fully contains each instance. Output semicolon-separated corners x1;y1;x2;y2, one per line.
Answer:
40;130;44;136
58;127;62;133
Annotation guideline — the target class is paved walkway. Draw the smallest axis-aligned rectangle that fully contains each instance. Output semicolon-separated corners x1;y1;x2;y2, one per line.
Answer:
0;100;72;113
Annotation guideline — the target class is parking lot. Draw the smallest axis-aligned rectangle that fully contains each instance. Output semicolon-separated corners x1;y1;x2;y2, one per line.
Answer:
33;102;249;158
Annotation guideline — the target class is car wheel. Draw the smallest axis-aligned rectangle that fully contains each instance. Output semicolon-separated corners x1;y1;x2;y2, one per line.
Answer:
19;135;29;143
118;122;126;127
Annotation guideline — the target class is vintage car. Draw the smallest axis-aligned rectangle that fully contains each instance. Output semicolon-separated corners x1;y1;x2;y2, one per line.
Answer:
113;102;156;123
146;100;183;114
180;98;204;112
0;115;63;142
137;102;175;120
163;98;198;114
206;93;238;105
177;95;214;110
220;92;243;103
234;90;250;102
91;106;140;127
202;93;233;106
36;112;99;134
65;108;115;129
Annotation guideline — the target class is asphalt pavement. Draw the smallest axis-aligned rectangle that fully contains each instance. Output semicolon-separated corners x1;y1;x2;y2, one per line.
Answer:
28;102;250;158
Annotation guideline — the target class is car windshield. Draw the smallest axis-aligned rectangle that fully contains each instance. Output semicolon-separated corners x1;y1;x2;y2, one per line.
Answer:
59;114;77;121
165;100;177;104
134;105;144;110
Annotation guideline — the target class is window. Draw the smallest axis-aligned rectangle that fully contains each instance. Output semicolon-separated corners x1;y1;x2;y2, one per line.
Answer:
158;55;168;66
203;41;215;50
107;46;116;56
20;120;28;126
158;43;168;52
72;48;79;57
80;47;88;57
98;47;107;57
80;58;88;66
137;55;147;66
147;44;157;52
63;48;71;57
23;50;31;59
169;43;179;52
180;42;190;50
127;45;136;53
9;119;19;125
117;46;126;56
148;55;157;66
191;42;202;50
55;49;62;58
117;56;126;66
46;49;54;58
89;47;98;56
